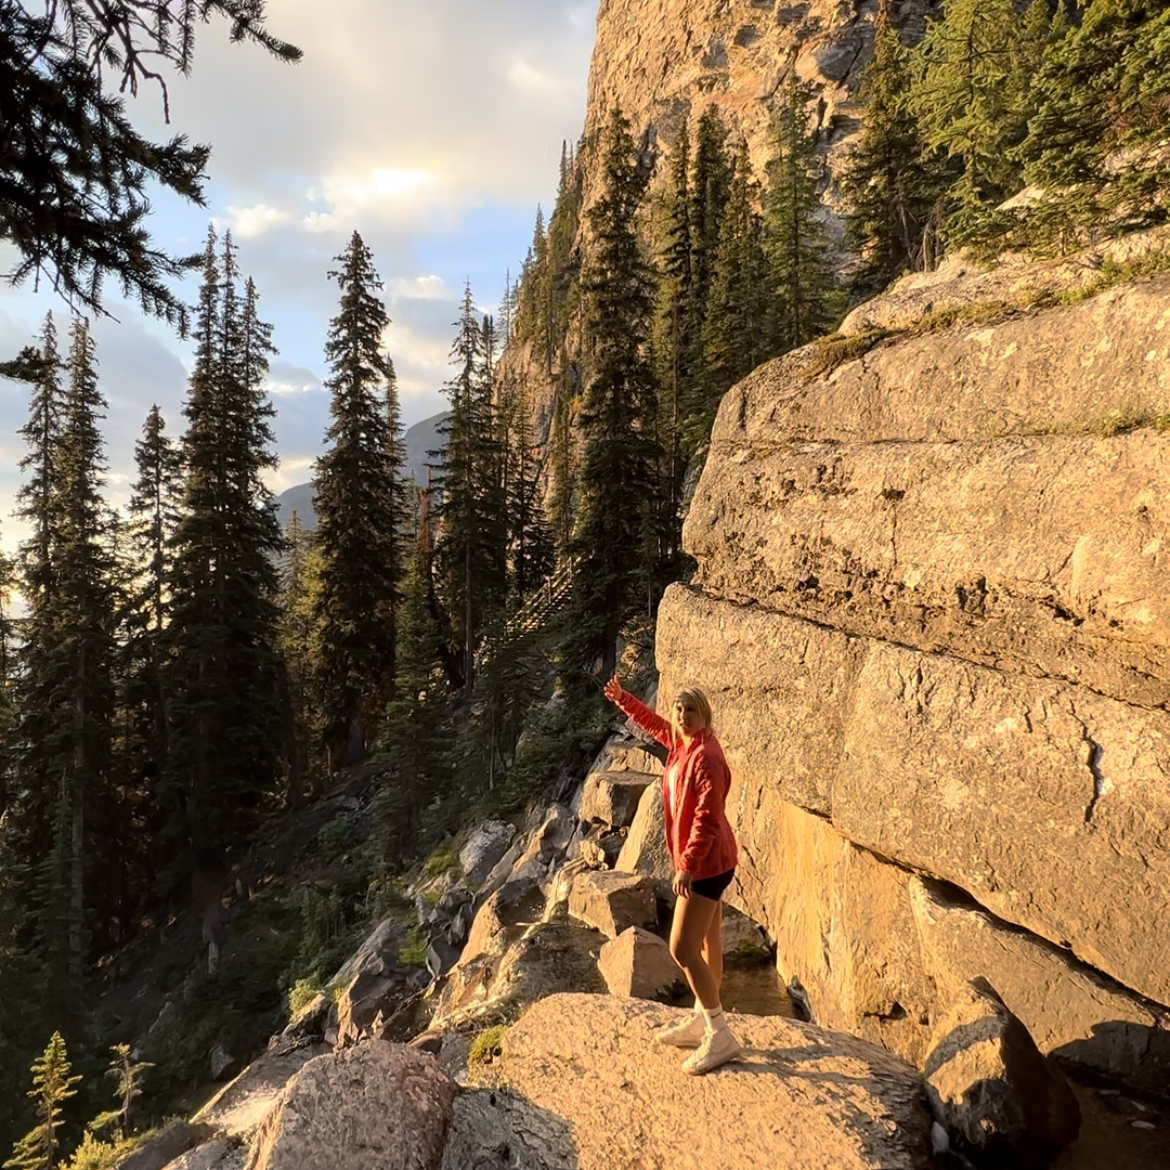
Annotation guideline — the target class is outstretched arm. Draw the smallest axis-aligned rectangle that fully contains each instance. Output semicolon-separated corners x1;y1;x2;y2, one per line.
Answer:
603;676;674;749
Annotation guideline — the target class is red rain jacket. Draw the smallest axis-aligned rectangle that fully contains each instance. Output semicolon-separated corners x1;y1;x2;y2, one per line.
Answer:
615;692;738;880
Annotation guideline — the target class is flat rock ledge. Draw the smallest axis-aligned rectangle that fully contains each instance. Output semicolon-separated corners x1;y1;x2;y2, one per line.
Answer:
487;993;931;1170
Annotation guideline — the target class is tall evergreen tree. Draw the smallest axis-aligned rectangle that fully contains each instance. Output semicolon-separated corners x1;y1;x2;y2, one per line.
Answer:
842;0;941;292
49;319;118;977
4;1031;80;1170
698;141;770;443
371;553;450;872
906;0;1031;245
689;107;733;325
276;510;316;802
119;405;182;863
546;364;576;559
763;79;842;353
164;228;285;885
570;106;663;679
434;285;508;689
8;317;66;1018
310;231;405;768
652;119;694;546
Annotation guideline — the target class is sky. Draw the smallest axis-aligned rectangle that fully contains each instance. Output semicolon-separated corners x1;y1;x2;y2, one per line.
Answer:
0;0;599;552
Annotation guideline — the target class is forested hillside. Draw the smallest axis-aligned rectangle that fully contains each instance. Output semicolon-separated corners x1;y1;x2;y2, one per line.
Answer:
1;0;1169;1164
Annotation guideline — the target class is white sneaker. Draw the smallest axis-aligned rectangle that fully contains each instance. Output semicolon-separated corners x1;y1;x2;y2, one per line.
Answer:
682;1026;742;1075
654;1012;706;1048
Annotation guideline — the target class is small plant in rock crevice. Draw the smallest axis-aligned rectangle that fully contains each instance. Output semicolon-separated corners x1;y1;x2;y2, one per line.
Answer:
468;1023;510;1066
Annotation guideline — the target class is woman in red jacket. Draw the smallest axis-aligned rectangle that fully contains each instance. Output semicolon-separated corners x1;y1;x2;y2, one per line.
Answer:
604;675;741;1075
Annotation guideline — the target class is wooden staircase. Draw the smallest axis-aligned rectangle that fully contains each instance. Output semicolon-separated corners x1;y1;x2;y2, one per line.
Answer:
476;558;575;669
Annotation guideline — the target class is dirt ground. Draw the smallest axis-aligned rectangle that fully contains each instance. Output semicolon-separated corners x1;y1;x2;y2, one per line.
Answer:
1052;1078;1169;1170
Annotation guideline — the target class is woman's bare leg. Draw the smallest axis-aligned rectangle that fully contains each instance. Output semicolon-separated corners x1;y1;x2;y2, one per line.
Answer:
669;891;721;1009
701;899;724;994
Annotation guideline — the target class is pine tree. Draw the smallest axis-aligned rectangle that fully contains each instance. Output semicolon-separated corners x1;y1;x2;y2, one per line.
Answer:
87;1045;151;1140
0;537;16;816
310;232;405;769
119;405;182;887
164;228;286;884
763;79;842;353
8;318;67;1012
1020;0;1170;248
506;435;555;607
570;106;663;680
842;0;941;293
434;284;508;690
906;0;1031;246
5;1032;81;1170
0;1;298;325
370;554;450;872
49;319;118;978
698;141;770;444
652;119;694;547
689;107;733;325
517;207;550;364
546;364;576;559
277;510;316;802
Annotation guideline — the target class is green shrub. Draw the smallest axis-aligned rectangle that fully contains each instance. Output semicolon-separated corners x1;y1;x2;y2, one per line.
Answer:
468;1024;509;1066
399;926;428;969
287;977;324;1017
63;1129;159;1170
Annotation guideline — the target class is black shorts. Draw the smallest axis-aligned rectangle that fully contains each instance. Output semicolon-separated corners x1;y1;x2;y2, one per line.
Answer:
690;869;735;901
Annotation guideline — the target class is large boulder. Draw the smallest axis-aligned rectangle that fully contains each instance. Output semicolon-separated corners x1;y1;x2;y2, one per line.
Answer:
433;918;608;1031
157;1142;240;1170
910;878;1170;1095
246;1042;455;1170
598;926;686;1001
615;777;673;885
924;982;1081;1167
439;1090;577;1170
578;770;658;830
590;739;665;777
210;1043;240;1082
460;822;516;887
730;797;935;1065
334;968;409;1048
114;1123;214;1170
487;994;931;1170
659;584;1170;1010
328;918;407;988
567;870;659;939
195;1045;329;1142
655;265;1170;1087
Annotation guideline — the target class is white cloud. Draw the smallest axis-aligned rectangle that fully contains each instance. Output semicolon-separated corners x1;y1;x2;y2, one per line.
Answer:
219;203;294;239
391;275;449;301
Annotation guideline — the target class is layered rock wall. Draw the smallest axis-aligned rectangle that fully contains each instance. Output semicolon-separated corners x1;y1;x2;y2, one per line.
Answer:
655;271;1170;1087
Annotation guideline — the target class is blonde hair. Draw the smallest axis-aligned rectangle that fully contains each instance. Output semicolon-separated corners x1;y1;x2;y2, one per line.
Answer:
671;687;714;737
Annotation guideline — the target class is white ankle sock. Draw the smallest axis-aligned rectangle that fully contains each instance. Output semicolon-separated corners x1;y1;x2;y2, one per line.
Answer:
701;1005;727;1034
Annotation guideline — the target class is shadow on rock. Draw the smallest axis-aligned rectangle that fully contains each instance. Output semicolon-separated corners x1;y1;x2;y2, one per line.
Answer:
441;1088;580;1170
1053;1018;1170;1097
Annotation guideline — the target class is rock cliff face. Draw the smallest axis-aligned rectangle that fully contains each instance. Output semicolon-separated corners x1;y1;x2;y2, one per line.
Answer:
656;265;1170;1088
586;0;934;198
